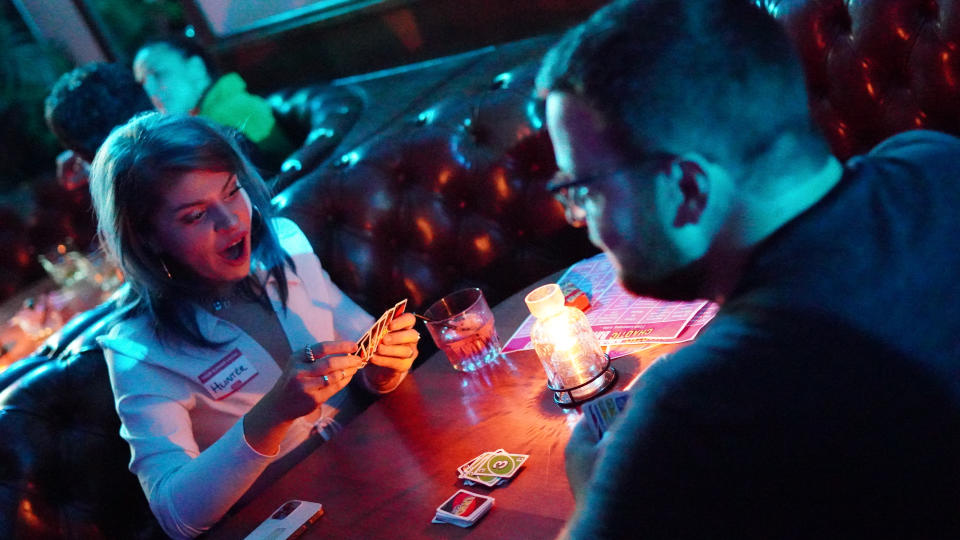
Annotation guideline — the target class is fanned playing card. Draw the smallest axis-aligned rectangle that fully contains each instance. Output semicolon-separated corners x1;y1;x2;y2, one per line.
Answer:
357;299;408;367
582;390;630;439
457;448;529;487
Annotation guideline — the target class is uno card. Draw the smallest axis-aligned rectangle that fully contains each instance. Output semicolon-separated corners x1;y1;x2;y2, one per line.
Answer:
357;299;408;367
371;299;407;354
457;449;529;486
392;298;408;320
582;390;630;439
468;450;528;479
458;454;501;487
357;333;371;361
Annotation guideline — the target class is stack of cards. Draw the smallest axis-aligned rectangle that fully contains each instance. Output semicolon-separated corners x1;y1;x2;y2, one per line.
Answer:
356;299;407;367
457;449;528;487
582;390;630;439
432;489;494;528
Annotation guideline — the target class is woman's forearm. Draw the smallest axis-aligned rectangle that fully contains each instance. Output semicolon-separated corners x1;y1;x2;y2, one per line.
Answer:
243;391;296;455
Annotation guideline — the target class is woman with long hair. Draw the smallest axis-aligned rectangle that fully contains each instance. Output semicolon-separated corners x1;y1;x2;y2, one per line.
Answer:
90;112;419;538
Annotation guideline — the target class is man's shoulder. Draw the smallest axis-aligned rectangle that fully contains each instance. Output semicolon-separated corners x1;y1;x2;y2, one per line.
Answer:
199;73;274;133
202;73;250;107
867;129;960;160
636;306;886;399
213;72;247;91
630;311;766;405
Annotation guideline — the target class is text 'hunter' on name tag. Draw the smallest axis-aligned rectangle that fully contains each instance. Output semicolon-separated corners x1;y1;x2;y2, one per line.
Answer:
197;348;259;400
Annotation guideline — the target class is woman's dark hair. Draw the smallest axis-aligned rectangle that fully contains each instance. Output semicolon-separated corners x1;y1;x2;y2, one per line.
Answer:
90;112;292;347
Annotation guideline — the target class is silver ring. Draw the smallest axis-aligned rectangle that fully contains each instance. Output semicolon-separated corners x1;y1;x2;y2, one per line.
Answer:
304;345;316;363
322;374;330;383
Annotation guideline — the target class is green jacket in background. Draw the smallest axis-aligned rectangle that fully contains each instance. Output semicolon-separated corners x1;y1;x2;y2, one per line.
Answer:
199;72;294;170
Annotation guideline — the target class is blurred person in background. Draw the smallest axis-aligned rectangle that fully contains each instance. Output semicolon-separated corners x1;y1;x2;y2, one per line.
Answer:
45;62;153;190
133;38;293;171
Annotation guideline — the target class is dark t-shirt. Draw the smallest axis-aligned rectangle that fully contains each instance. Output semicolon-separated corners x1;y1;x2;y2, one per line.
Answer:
568;130;960;539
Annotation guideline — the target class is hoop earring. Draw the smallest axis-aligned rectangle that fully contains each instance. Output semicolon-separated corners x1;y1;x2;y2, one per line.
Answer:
160;257;172;279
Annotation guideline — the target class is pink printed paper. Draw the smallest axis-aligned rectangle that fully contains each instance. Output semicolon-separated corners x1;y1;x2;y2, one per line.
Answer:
503;254;719;353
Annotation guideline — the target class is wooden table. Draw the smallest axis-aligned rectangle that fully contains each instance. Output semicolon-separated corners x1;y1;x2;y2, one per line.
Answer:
206;276;671;539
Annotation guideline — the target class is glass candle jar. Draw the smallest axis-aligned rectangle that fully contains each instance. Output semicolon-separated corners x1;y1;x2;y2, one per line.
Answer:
524;283;615;405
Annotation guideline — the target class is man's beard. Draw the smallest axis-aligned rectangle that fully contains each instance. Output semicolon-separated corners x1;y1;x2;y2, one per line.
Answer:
618;255;713;302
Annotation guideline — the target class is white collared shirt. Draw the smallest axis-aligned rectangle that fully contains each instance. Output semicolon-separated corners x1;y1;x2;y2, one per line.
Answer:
99;218;373;539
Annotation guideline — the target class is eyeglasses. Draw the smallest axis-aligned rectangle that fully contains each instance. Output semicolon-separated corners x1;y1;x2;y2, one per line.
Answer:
546;171;607;227
546;154;674;228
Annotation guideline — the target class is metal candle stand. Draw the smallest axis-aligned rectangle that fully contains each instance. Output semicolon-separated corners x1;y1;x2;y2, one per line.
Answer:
547;354;617;407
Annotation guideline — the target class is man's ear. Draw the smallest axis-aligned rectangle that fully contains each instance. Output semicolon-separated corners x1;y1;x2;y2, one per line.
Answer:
664;156;710;227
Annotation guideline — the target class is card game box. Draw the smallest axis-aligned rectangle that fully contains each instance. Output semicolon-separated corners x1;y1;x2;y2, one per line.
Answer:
432;489;494;528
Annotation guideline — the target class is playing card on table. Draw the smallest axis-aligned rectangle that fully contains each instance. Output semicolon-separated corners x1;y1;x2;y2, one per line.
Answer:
458;454;501;487
468;449;528;478
582;390;630;439
357;299;407;367
432;489;494;528
457;449;529;487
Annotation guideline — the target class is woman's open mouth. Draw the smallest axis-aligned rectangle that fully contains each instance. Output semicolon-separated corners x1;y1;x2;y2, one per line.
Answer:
220;235;248;262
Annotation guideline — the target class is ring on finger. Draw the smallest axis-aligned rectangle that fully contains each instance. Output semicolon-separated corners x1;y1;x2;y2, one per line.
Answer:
304;345;316;364
321;374;330;384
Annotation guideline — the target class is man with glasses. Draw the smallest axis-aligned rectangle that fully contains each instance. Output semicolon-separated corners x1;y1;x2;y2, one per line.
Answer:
538;0;960;538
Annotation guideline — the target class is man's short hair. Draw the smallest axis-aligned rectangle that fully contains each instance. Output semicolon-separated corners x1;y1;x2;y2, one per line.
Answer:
537;0;823;172
45;62;154;162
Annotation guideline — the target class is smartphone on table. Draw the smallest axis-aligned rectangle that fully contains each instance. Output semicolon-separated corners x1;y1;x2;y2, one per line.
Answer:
243;500;324;540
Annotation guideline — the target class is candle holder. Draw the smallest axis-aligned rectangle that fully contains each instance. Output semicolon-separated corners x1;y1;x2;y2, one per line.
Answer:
524;283;617;407
547;353;617;407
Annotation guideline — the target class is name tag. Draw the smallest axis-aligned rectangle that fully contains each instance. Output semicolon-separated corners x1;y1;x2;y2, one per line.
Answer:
198;348;259;400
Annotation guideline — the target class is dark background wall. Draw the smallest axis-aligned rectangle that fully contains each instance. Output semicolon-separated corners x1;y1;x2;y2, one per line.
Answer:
199;0;607;92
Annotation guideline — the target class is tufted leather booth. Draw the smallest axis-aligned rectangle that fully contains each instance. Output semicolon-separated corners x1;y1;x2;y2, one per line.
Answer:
5;3;960;536
272;35;598;315
768;0;960;161
0;297;167;539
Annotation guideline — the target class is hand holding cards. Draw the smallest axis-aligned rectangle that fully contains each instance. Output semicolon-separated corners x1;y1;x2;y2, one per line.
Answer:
356;299;407;367
582;390;630;439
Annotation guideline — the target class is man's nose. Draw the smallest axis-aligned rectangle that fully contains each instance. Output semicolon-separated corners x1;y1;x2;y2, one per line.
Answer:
565;206;588;228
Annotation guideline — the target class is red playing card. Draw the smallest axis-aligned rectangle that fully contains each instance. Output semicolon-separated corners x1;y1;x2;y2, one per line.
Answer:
357;299;408;367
